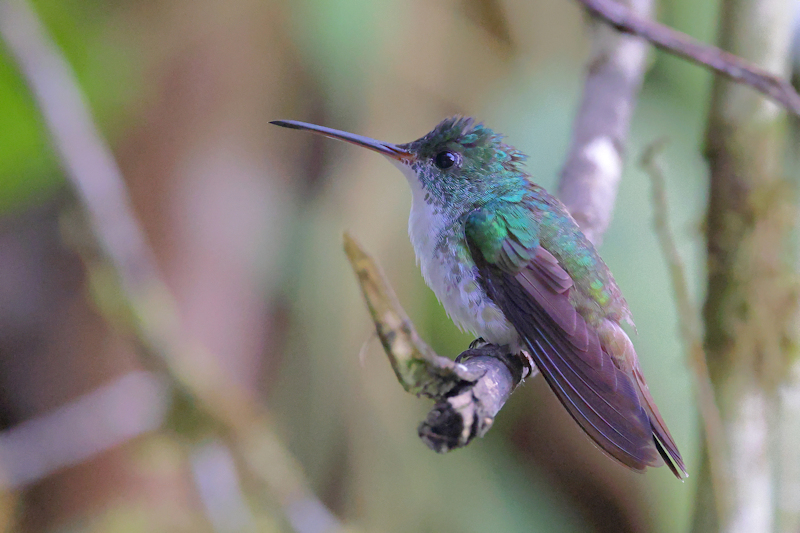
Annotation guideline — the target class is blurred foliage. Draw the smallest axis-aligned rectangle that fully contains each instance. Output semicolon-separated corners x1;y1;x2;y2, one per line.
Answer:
0;44;59;211
0;0;139;212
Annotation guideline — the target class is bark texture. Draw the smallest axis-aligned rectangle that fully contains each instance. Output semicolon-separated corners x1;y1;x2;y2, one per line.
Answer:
695;0;799;531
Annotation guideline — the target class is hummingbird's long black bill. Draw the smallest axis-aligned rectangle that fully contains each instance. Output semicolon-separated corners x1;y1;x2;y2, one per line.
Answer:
270;120;412;162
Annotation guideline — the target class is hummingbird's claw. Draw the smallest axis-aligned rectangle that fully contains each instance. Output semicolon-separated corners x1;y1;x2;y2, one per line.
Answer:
468;337;488;350
457;337;490;362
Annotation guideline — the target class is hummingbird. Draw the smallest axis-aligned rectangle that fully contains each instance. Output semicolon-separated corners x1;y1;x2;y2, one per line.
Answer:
271;117;686;478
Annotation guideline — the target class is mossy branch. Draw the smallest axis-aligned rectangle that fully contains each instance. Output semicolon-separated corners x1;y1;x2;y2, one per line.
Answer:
694;0;798;530
343;233;528;452
343;233;480;397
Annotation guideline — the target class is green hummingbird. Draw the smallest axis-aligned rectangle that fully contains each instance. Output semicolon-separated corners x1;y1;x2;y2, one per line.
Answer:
271;117;686;478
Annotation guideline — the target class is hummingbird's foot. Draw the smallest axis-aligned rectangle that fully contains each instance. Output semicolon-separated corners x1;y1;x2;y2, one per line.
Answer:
455;341;509;364
456;338;490;363
468;337;489;350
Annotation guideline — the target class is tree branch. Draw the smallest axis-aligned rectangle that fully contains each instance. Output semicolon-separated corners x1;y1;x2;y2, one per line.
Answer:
694;0;798;531
343;233;528;452
575;0;800;117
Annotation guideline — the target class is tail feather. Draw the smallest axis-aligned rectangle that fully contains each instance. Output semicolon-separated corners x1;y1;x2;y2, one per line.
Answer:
654;436;682;479
634;366;688;479
600;319;687;479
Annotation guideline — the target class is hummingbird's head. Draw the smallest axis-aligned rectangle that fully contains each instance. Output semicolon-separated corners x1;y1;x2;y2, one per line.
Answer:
397;116;528;204
270;116;529;210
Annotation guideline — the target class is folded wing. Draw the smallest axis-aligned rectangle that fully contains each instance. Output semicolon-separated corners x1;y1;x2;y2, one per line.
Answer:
465;207;686;476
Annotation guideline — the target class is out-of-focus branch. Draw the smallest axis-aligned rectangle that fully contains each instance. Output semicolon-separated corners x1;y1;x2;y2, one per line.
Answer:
550;4;667;529
694;0;798;531
575;0;800;117
343;234;527;452
562;0;800;242
640;140;728;521
564;0;800;530
558;0;652;245
0;372;167;489
778;363;800;533
0;1;347;532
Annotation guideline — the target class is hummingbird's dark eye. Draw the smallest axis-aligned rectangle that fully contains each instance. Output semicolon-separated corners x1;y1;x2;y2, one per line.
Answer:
434;150;458;170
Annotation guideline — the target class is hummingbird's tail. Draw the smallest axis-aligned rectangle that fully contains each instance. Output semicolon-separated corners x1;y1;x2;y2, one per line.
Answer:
632;365;688;479
599;319;688;479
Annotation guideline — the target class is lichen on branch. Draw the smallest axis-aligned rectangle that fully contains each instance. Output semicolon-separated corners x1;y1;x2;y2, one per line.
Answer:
343;232;528;452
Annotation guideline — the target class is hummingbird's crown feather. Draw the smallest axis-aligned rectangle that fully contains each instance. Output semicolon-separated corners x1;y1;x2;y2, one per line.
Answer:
405;116;528;173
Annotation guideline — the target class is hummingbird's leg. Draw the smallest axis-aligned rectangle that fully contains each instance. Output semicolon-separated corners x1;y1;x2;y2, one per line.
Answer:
455;343;514;367
467;337;489;351
456;339;496;363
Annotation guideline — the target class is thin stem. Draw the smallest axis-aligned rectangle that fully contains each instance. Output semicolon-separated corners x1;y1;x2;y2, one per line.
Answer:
575;0;800;116
640;140;730;522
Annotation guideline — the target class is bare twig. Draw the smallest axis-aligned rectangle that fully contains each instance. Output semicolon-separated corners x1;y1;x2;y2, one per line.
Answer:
640;140;729;522
558;0;652;245
343;233;528;451
0;1;347;531
575;0;800;116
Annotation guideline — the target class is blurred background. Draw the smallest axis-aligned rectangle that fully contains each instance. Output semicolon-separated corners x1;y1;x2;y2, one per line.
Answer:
0;0;731;531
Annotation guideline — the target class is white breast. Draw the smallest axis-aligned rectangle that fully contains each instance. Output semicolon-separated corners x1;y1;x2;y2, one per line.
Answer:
396;162;518;347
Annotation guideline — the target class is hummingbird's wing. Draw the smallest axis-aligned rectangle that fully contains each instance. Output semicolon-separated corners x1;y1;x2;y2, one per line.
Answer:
465;207;685;477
